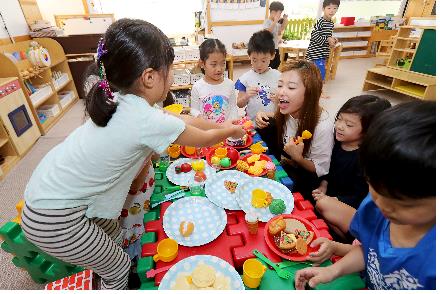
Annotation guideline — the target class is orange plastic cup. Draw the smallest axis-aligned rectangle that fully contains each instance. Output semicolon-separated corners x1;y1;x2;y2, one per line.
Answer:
153;238;178;262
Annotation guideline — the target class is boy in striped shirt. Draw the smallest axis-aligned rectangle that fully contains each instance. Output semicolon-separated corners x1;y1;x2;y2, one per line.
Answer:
306;0;340;82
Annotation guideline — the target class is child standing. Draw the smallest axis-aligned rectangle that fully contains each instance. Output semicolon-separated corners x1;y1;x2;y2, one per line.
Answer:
235;30;281;121
263;1;288;69
191;39;239;123
295;101;436;290
256;60;334;200
306;0;339;81
20;18;245;290
312;95;391;240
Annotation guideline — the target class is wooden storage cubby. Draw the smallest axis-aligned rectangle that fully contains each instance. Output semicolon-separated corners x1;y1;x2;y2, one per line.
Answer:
0;124;19;180
333;25;374;59
0;38;79;135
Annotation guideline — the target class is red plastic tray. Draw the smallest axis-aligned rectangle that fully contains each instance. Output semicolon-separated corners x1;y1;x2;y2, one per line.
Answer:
205;146;239;170
239;153;272;177
264;214;320;261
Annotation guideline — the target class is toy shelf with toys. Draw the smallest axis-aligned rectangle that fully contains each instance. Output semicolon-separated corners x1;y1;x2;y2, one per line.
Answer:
0;38;79;135
333;25;374;59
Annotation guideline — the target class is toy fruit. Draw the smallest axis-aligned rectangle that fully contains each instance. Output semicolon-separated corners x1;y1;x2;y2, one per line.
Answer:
220;157;231;168
179;221;195;237
211;156;221;166
194;171;207;181
293;130;313;144
175;166;182;174
180;163;192;173
167;144;181;158
215;147;228;159
250;141;267;154
184;146;196;155
191;160;205;171
269;199;286;214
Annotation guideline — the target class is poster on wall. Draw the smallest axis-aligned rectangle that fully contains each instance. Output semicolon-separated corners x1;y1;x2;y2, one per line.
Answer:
210;0;265;9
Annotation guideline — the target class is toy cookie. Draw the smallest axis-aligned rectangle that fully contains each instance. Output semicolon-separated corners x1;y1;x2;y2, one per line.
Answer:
191;264;216;288
278;231;296;250
268;216;286;235
247;154;260;164
295;237;308;255
284;219;307;234
179;221;195;237
248;165;263;176
224;180;238;193
236;160;249;172
295;230;314;245
269;199;286;214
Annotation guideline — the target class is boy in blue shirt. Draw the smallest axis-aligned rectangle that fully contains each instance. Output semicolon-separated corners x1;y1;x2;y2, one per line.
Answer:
295;101;436;290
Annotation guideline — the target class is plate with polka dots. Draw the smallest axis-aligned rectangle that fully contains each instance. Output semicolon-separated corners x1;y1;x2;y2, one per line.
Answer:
159;255;244;290
237;177;294;222
163;197;227;247
166;158;217;187
204;170;251;210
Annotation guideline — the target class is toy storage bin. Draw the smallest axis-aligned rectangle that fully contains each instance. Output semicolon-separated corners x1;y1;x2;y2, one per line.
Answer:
184;46;200;60
340;51;354;57
59;90;75;108
37;104;60;117
30;84;53;106
173;47;186;63
172;69;191;86
52;72;69;90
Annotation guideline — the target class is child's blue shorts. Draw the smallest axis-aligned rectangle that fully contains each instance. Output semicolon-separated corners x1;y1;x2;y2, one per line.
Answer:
313;58;327;81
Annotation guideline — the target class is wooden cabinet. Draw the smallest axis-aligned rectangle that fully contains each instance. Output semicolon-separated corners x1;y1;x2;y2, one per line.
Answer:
405;0;436;18
0;38;79;135
333;25;373;59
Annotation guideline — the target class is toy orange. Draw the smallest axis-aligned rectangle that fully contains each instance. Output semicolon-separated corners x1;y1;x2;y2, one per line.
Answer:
184;146;196;155
214;147;228;159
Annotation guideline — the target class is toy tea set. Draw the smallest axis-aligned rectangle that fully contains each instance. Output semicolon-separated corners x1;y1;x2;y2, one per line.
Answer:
154;125;316;289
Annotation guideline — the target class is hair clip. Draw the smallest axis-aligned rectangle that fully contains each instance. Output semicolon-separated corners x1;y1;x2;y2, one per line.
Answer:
97;38;108;60
97;79;115;103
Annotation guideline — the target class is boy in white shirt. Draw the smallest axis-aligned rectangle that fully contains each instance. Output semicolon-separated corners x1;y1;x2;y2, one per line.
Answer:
235;30;281;122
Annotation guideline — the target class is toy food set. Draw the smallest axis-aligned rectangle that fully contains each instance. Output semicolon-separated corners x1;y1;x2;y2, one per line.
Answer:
166;158;216;187
162;197;226;246
238;153;273;177
159;255;244;290
249;141;268;154
237;177;294;222
225;133;250;148
180;146;210;158
291;130;313;145
264;215;319;261
204;170;250;210
206;146;239;170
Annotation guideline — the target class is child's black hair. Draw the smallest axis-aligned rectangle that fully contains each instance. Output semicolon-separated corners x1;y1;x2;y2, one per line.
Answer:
199;38;227;74
86;18;174;127
269;1;284;12
336;95;391;134
323;0;340;8
247;30;275;56
360;101;435;200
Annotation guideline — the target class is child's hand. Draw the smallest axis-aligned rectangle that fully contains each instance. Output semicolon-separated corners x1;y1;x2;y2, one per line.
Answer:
255;112;271;129
327;37;336;47
312;189;327;202
246;86;259;99
283;137;304;161
307;237;335;265
230;125;246;139
295;266;338;289
274;14;282;23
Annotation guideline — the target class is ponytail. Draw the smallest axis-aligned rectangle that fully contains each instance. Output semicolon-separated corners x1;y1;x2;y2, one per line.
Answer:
85;82;117;127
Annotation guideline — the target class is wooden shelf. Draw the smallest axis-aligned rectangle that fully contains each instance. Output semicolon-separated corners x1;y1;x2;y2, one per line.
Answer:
337;36;370;39
334;25;373;59
394;48;416;53
342;45;369;49
173;60;199;65
0;38;80;135
340;54;373;59
0;155;19;177
0;137;8;148
397;37;420;41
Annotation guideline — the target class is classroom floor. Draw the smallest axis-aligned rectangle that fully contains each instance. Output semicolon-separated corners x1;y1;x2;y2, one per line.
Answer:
0;56;414;290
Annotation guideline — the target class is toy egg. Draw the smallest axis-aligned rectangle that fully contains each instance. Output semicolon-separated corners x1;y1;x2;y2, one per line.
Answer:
215;147;228;159
191;160;205;172
184;146;196;155
194;171;207;181
211;156;221;165
220;157;231;168
180;163;192;173
251;189;268;208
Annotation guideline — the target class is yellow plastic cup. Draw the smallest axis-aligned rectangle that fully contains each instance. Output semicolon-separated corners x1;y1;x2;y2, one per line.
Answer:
214;147;228;159
184;146;196;155
167;144;181;159
251;189;268;208
242;258;266;288
153;238;178;263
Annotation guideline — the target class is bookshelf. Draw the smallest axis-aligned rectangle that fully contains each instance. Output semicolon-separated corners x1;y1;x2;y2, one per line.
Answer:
333;25;374;59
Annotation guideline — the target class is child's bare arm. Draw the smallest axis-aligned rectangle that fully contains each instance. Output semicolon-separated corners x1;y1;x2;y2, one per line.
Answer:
237;87;259;108
295;245;364;289
166;111;232;130
174;124;245;147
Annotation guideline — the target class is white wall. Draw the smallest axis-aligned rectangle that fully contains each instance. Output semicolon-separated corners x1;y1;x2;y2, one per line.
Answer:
36;0;85;26
0;0;29;39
